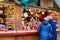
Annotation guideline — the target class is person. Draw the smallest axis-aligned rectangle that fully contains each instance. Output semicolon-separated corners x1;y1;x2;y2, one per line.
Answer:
38;20;53;40
47;16;57;40
43;16;57;40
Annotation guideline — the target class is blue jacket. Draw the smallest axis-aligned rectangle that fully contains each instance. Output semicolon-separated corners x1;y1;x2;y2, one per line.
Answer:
49;19;57;40
38;20;53;40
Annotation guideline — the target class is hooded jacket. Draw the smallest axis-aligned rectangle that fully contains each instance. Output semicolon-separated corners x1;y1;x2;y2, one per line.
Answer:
49;19;57;40
38;20;53;40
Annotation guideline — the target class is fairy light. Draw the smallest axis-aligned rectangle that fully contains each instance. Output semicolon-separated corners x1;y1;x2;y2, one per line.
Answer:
42;12;45;14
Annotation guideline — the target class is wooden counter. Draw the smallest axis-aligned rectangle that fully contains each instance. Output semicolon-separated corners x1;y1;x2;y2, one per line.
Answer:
0;29;59;36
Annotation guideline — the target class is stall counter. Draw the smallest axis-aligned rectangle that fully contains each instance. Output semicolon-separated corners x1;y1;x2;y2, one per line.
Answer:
0;29;59;36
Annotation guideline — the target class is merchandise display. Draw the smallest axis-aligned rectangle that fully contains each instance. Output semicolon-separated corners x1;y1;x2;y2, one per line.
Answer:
21;7;59;31
4;4;15;31
0;3;15;32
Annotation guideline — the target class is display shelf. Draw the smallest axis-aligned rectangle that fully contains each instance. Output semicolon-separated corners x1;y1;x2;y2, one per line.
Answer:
0;29;60;36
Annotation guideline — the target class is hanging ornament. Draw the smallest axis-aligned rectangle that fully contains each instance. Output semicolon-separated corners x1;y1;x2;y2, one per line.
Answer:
24;12;28;18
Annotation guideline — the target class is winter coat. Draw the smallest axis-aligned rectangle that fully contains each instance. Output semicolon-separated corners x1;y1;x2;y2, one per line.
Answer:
49;19;57;40
38;20;53;40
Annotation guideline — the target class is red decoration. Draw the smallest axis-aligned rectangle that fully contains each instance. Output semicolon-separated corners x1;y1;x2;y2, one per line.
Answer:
38;12;51;22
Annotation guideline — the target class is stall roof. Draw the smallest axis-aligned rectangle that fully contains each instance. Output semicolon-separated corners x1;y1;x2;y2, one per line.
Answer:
54;0;60;8
28;4;60;12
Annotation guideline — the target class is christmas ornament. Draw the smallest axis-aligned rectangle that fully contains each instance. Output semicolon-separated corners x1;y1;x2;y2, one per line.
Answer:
24;12;28;18
38;11;51;22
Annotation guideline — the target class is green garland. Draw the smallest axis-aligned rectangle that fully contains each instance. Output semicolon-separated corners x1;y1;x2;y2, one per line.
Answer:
17;0;38;7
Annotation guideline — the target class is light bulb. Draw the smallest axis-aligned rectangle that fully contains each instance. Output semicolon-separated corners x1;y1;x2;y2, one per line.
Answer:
42;12;45;14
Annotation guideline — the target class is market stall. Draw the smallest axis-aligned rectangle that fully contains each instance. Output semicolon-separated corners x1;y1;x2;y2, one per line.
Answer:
0;1;60;37
0;4;60;36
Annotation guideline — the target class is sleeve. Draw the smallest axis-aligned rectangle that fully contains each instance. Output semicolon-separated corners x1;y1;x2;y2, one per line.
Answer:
48;24;53;39
49;24;53;33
